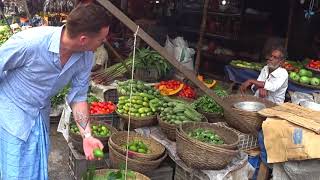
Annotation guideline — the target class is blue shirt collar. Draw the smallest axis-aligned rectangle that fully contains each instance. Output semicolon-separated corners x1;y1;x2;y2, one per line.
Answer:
48;26;64;54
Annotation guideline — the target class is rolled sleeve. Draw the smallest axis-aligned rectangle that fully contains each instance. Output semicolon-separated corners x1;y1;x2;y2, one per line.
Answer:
264;74;288;92
67;56;93;104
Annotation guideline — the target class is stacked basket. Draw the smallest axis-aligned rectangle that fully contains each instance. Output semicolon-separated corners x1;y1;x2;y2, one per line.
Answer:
108;131;167;174
116;112;158;129
157;115;208;141
176;122;239;170
223;95;276;134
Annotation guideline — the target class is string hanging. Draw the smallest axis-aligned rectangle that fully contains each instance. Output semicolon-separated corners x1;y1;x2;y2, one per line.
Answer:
124;25;140;180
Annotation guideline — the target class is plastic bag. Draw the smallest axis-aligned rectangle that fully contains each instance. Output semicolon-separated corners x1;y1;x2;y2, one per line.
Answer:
57;99;72;142
289;91;314;105
164;36;195;71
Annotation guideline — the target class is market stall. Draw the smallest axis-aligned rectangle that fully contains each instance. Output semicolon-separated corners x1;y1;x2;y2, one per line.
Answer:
2;0;320;180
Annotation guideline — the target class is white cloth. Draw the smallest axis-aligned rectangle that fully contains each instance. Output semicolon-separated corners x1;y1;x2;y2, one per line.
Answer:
254;66;288;104
93;45;108;69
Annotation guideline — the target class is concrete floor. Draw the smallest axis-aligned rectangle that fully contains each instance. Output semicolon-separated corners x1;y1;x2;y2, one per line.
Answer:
48;123;72;180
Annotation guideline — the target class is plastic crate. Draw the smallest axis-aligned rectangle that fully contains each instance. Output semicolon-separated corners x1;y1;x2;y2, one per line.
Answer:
103;88;119;104
68;143;109;180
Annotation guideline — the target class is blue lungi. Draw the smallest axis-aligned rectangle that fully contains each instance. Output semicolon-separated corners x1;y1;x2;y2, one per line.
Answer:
0;113;50;180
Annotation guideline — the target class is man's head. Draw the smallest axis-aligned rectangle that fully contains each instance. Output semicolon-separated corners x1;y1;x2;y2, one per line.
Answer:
265;45;287;71
66;3;111;51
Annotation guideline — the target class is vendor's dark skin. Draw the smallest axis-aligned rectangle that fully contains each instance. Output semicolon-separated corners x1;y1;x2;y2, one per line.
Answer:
240;50;285;98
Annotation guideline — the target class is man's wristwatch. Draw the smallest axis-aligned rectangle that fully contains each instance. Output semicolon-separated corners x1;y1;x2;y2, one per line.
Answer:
82;131;92;139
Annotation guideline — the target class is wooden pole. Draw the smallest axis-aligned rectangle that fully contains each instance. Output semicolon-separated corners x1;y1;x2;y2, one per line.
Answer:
104;41;130;72
96;0;226;107
195;0;210;74
285;0;295;50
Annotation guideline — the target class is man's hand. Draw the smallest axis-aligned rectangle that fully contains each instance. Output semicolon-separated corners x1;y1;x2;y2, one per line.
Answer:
83;137;104;160
258;88;268;98
240;80;252;94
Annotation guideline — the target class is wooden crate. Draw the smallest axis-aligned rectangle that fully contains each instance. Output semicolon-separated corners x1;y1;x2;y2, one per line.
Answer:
68;143;109;180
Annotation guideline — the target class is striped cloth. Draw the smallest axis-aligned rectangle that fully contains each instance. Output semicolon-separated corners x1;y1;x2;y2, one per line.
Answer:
0;113;50;180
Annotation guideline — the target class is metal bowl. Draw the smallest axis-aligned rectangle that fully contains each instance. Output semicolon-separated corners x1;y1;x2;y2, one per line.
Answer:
233;101;267;112
300;101;320;111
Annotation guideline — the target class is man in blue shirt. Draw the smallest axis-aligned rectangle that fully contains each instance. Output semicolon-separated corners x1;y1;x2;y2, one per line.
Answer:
0;3;110;179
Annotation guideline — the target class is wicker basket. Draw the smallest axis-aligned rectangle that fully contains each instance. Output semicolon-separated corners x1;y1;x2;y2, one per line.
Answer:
117;111;158;129
93;169;150;180
108;131;166;161
69;122;118;154
198;109;224;123
108;141;167;174
157;115;208;141
176;128;238;170
135;67;161;83
223;95;276;134
179;122;239;150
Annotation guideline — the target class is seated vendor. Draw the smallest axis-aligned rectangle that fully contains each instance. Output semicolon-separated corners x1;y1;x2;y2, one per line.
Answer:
240;45;288;104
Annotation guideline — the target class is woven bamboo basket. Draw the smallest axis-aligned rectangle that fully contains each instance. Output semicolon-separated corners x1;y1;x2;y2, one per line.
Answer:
223;95;276;134
176;128;238;170
179;122;239;150
197;109;225;123
116;111;158;129
69;121;118;154
92;169;150;180
108;141;167;174
157;115;208;141
108;131;166;161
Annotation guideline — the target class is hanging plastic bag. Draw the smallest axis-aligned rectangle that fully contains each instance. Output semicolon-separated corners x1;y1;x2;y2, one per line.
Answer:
164;36;195;71
57;99;72;142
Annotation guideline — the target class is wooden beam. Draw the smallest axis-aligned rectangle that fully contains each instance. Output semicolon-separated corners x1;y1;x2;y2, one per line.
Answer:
285;0;295;50
96;0;227;108
195;0;210;74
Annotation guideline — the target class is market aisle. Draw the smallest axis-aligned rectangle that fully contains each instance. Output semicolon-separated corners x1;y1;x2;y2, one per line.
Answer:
48;122;72;180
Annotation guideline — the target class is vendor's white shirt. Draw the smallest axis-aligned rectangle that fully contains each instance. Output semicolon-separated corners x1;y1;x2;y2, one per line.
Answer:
254;66;288;104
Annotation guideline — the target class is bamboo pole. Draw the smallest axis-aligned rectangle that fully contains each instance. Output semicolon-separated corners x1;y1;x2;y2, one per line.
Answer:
195;0;210;74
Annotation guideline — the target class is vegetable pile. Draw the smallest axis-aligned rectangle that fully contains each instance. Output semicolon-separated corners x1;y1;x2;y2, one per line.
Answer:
117;79;160;97
192;95;223;115
0;26;12;46
289;68;320;86
307;59;320;70
188;128;224;145
70;123;111;137
178;84;196;99
159;100;203;125
135;48;172;78
117;94;162;117
89;101;116;115
155;80;184;96
117;80;164;118
126;140;150;154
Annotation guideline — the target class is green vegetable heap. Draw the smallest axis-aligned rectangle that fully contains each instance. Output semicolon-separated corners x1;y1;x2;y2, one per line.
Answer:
70;123;111;137
188;128;224;145
117;80;164;117
0;26;13;46
159;100;204;125
126;140;150;154
192;95;223;115
135;48;172;78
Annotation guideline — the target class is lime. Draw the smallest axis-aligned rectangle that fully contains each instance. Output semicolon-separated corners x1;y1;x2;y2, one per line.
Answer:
129;145;137;152
137;148;146;154
93;148;104;158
